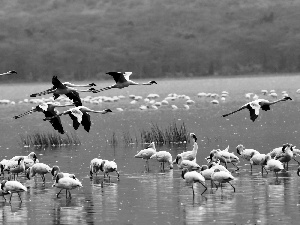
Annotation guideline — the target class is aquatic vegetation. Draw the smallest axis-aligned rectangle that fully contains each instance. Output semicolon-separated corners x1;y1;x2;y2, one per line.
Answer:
19;131;81;147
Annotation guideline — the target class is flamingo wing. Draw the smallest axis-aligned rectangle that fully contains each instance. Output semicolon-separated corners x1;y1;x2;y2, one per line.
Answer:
65;91;82;106
81;112;91;132
106;72;127;83
68;113;81;130
246;104;259;121
49;117;65;134
52;76;66;89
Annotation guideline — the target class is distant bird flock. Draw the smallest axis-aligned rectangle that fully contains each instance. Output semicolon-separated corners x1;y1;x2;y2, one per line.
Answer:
0;70;299;202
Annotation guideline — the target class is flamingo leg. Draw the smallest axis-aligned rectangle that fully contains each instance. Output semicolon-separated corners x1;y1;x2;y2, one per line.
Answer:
200;183;207;195
250;164;253;173
56;189;63;198
18;192;22;202
192;184;194;196
2;195;6;201
228;181;235;192
66;190;68;198
263;166;268;174
68;190;72;198
293;158;300;164
213;181;218;190
9;193;13;203
231;162;239;170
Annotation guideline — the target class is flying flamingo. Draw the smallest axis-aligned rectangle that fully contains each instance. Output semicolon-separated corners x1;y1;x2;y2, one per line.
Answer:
0;70;17;76
89;72;157;93
30;76;95;106
13;102;74;134
222;96;292;121
44;106;112;132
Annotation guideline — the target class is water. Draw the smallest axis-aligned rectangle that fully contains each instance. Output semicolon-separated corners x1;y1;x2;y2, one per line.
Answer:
1;76;300;224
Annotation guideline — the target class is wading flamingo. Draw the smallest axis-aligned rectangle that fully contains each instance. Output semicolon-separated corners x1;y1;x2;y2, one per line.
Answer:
173;133;198;164
13;102;74;134
265;154;284;178
11;152;39;170
53;174;82;198
100;160;120;181
134;142;156;172
181;168;207;196
211;169;235;192
150;151;173;171
26;163;52;183
89;72;157;93
249;153;268;175
1;180;27;202
222;96;292;121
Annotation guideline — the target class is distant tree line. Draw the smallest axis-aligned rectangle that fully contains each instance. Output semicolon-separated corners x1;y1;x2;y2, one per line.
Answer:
0;0;300;82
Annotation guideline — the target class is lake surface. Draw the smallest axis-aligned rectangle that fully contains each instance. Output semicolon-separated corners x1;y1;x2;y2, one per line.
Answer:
1;76;300;224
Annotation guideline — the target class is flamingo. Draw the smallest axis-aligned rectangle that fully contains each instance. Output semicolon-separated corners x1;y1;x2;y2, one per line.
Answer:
0;70;17;76
0;159;9;177
89;158;103;177
52;174;82;198
4;157;26;180
26;163;52;183
30;76;95;106
0;183;10;201
207;146;240;170
211;169;235;192
44;106;112;132
13;102;74;134
270;144;299;166
89;72;157;93
100;160;120;181
173;133;198;164
181;168;207;196
265;154;284;178
222;96;292;121
236;144;260;161
177;160;200;171
134;142;156;172
51;166;77;181
274;143;294;170
200;165;216;188
150;151;173;171
1;180;27;202
249;153;268;175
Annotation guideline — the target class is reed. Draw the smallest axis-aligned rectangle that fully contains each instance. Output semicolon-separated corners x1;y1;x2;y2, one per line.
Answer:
19;131;81;147
140;121;189;144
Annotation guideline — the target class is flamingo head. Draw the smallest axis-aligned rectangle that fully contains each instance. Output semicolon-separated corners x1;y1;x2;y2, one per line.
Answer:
200;165;208;171
99;160;106;172
0;180;7;190
149;81;157;85
190;133;197;142
51;166;60;177
104;109;112;113
8;70;17;74
26;168;31;180
283;96;292;101
236;144;244;155
175;155;182;165
18;157;24;165
181;168;189;179
297;167;300;177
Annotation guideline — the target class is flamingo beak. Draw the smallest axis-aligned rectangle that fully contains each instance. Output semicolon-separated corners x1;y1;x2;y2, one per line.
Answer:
297;168;300;177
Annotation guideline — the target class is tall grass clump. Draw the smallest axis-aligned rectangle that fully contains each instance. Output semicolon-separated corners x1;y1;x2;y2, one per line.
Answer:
140;121;189;144
19;132;81;147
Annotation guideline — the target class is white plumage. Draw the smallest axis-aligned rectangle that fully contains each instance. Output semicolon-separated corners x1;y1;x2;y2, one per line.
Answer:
4;157;26;179
249;153;268;174
181;168;207;196
1;180;27;202
207;146;240;170
265;154;284;178
52;174;82;198
150;151;173;171
211;169;235;192
100;160;120;181
236;144;259;161
26;163;52;183
173;133;198;164
90;158;103;177
11;152;39;170
134;142;156;171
